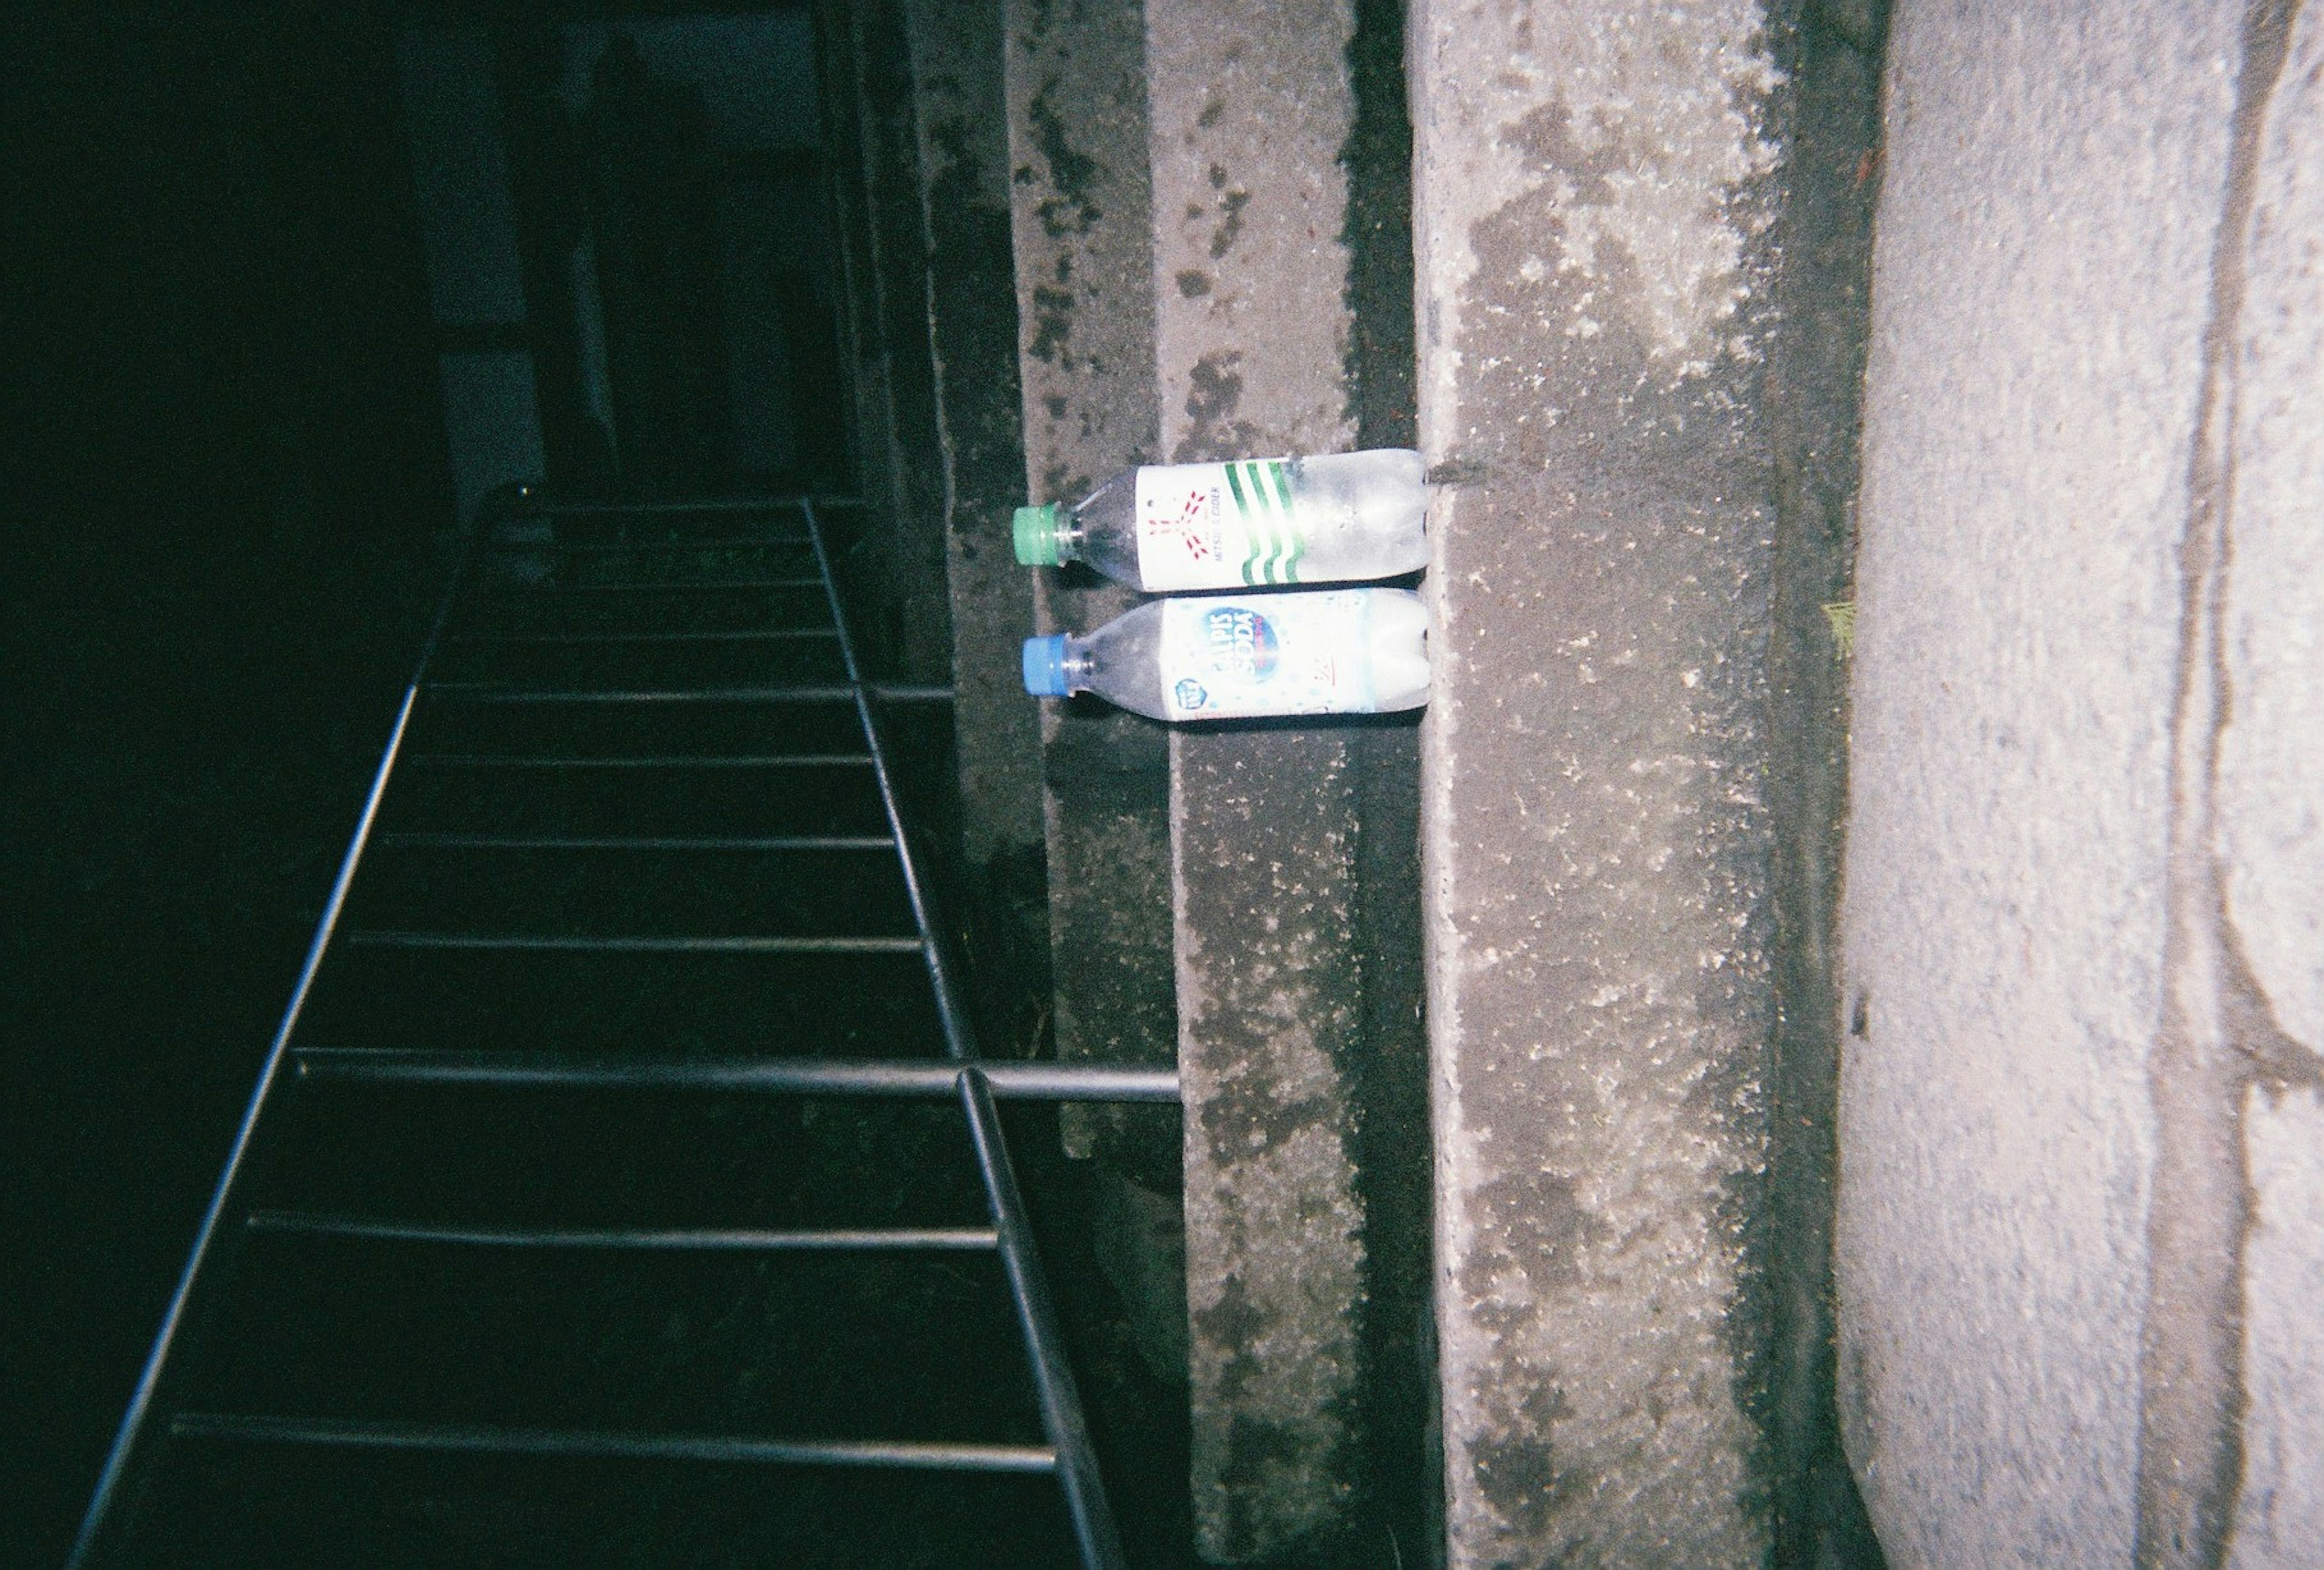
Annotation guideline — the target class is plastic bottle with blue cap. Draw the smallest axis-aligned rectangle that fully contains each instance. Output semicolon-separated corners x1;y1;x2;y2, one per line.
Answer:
1022;588;1429;722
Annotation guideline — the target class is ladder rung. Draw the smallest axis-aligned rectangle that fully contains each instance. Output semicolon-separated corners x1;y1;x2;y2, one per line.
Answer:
422;683;951;705
343;933;925;955
378;833;895;852
485;577;825;594
245;1212;998;1252
485;537;812;554
453;628;838;645
169;1413;1056;1473
293;1051;1185;1103
405;754;875;769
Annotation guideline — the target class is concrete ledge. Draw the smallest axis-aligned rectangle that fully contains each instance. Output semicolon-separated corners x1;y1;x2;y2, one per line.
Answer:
1143;2;1378;1559
1411;2;1787;1563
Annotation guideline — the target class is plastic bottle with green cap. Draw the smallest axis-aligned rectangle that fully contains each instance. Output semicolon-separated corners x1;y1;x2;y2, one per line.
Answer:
1022;587;1430;722
1014;448;1430;592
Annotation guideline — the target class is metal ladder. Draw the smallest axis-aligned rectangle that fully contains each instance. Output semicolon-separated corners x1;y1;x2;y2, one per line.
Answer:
72;491;1165;1568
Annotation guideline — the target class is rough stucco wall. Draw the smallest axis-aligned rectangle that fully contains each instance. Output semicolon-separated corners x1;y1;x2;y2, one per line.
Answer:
1410;2;1785;1564
1840;2;2324;1566
2233;1088;2324;1569
1144;4;1371;1559
2222;12;2324;1563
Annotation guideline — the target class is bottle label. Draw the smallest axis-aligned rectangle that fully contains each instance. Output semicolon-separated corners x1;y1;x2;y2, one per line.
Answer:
1157;593;1377;721
1134;459;1305;590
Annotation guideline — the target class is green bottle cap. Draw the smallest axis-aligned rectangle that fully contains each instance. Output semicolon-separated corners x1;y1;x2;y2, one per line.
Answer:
1013;503;1062;567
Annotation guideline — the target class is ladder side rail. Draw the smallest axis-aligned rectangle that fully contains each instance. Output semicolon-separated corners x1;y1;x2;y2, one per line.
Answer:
799;500;1129;1570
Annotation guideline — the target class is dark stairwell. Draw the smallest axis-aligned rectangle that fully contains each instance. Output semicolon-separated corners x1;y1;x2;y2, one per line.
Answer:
8;8;1180;1566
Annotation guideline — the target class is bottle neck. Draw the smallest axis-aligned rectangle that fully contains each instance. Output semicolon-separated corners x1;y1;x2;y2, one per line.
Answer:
1062;640;1094;692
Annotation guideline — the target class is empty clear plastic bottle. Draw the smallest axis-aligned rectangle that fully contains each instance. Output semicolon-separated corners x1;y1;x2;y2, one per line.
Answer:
1013;448;1430;592
1022;588;1430;721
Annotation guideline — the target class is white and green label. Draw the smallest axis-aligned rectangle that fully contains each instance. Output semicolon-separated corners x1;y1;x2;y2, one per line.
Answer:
1134;459;1305;591
1156;591;1377;721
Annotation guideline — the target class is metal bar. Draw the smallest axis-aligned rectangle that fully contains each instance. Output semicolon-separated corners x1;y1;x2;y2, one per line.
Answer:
405;753;873;769
453;628;838;645
292;1050;1184;1103
343;932;925;956
379;833;896;853
515;496;846;516
68;502;494;1570
169;1413;1054;1474
960;1068;1128;1570
482;576;826;594
245;1212;997;1252
484;537;812;554
422;683;950;705
799;501;1128;1570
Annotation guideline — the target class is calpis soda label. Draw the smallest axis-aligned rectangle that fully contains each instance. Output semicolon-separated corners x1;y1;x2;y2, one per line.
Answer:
1156;592;1376;720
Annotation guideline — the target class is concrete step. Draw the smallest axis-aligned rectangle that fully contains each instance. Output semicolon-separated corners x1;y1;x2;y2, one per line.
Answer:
999;0;1427;1561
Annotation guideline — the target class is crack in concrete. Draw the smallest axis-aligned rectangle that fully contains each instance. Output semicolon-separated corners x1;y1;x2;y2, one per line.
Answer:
2136;5;2306;1566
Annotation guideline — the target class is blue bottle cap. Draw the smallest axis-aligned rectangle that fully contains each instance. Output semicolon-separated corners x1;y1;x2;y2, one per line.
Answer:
1022;635;1074;697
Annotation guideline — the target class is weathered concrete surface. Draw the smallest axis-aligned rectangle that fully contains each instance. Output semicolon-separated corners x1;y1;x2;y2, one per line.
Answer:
999;21;1187;1497
1002;0;1178;1160
899;0;1048;1043
1172;733;1369;1562
1147;0;1355;467
1838;2;2324;1566
902;0;1041;863
1411;2;1787;1564
1144;1;1376;1561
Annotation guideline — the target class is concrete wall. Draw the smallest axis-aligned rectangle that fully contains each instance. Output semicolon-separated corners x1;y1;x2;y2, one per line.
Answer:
1001;0;1179;1151
817;0;953;680
1410;2;1791;1564
1837;3;2324;1566
899;0;1048;1002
